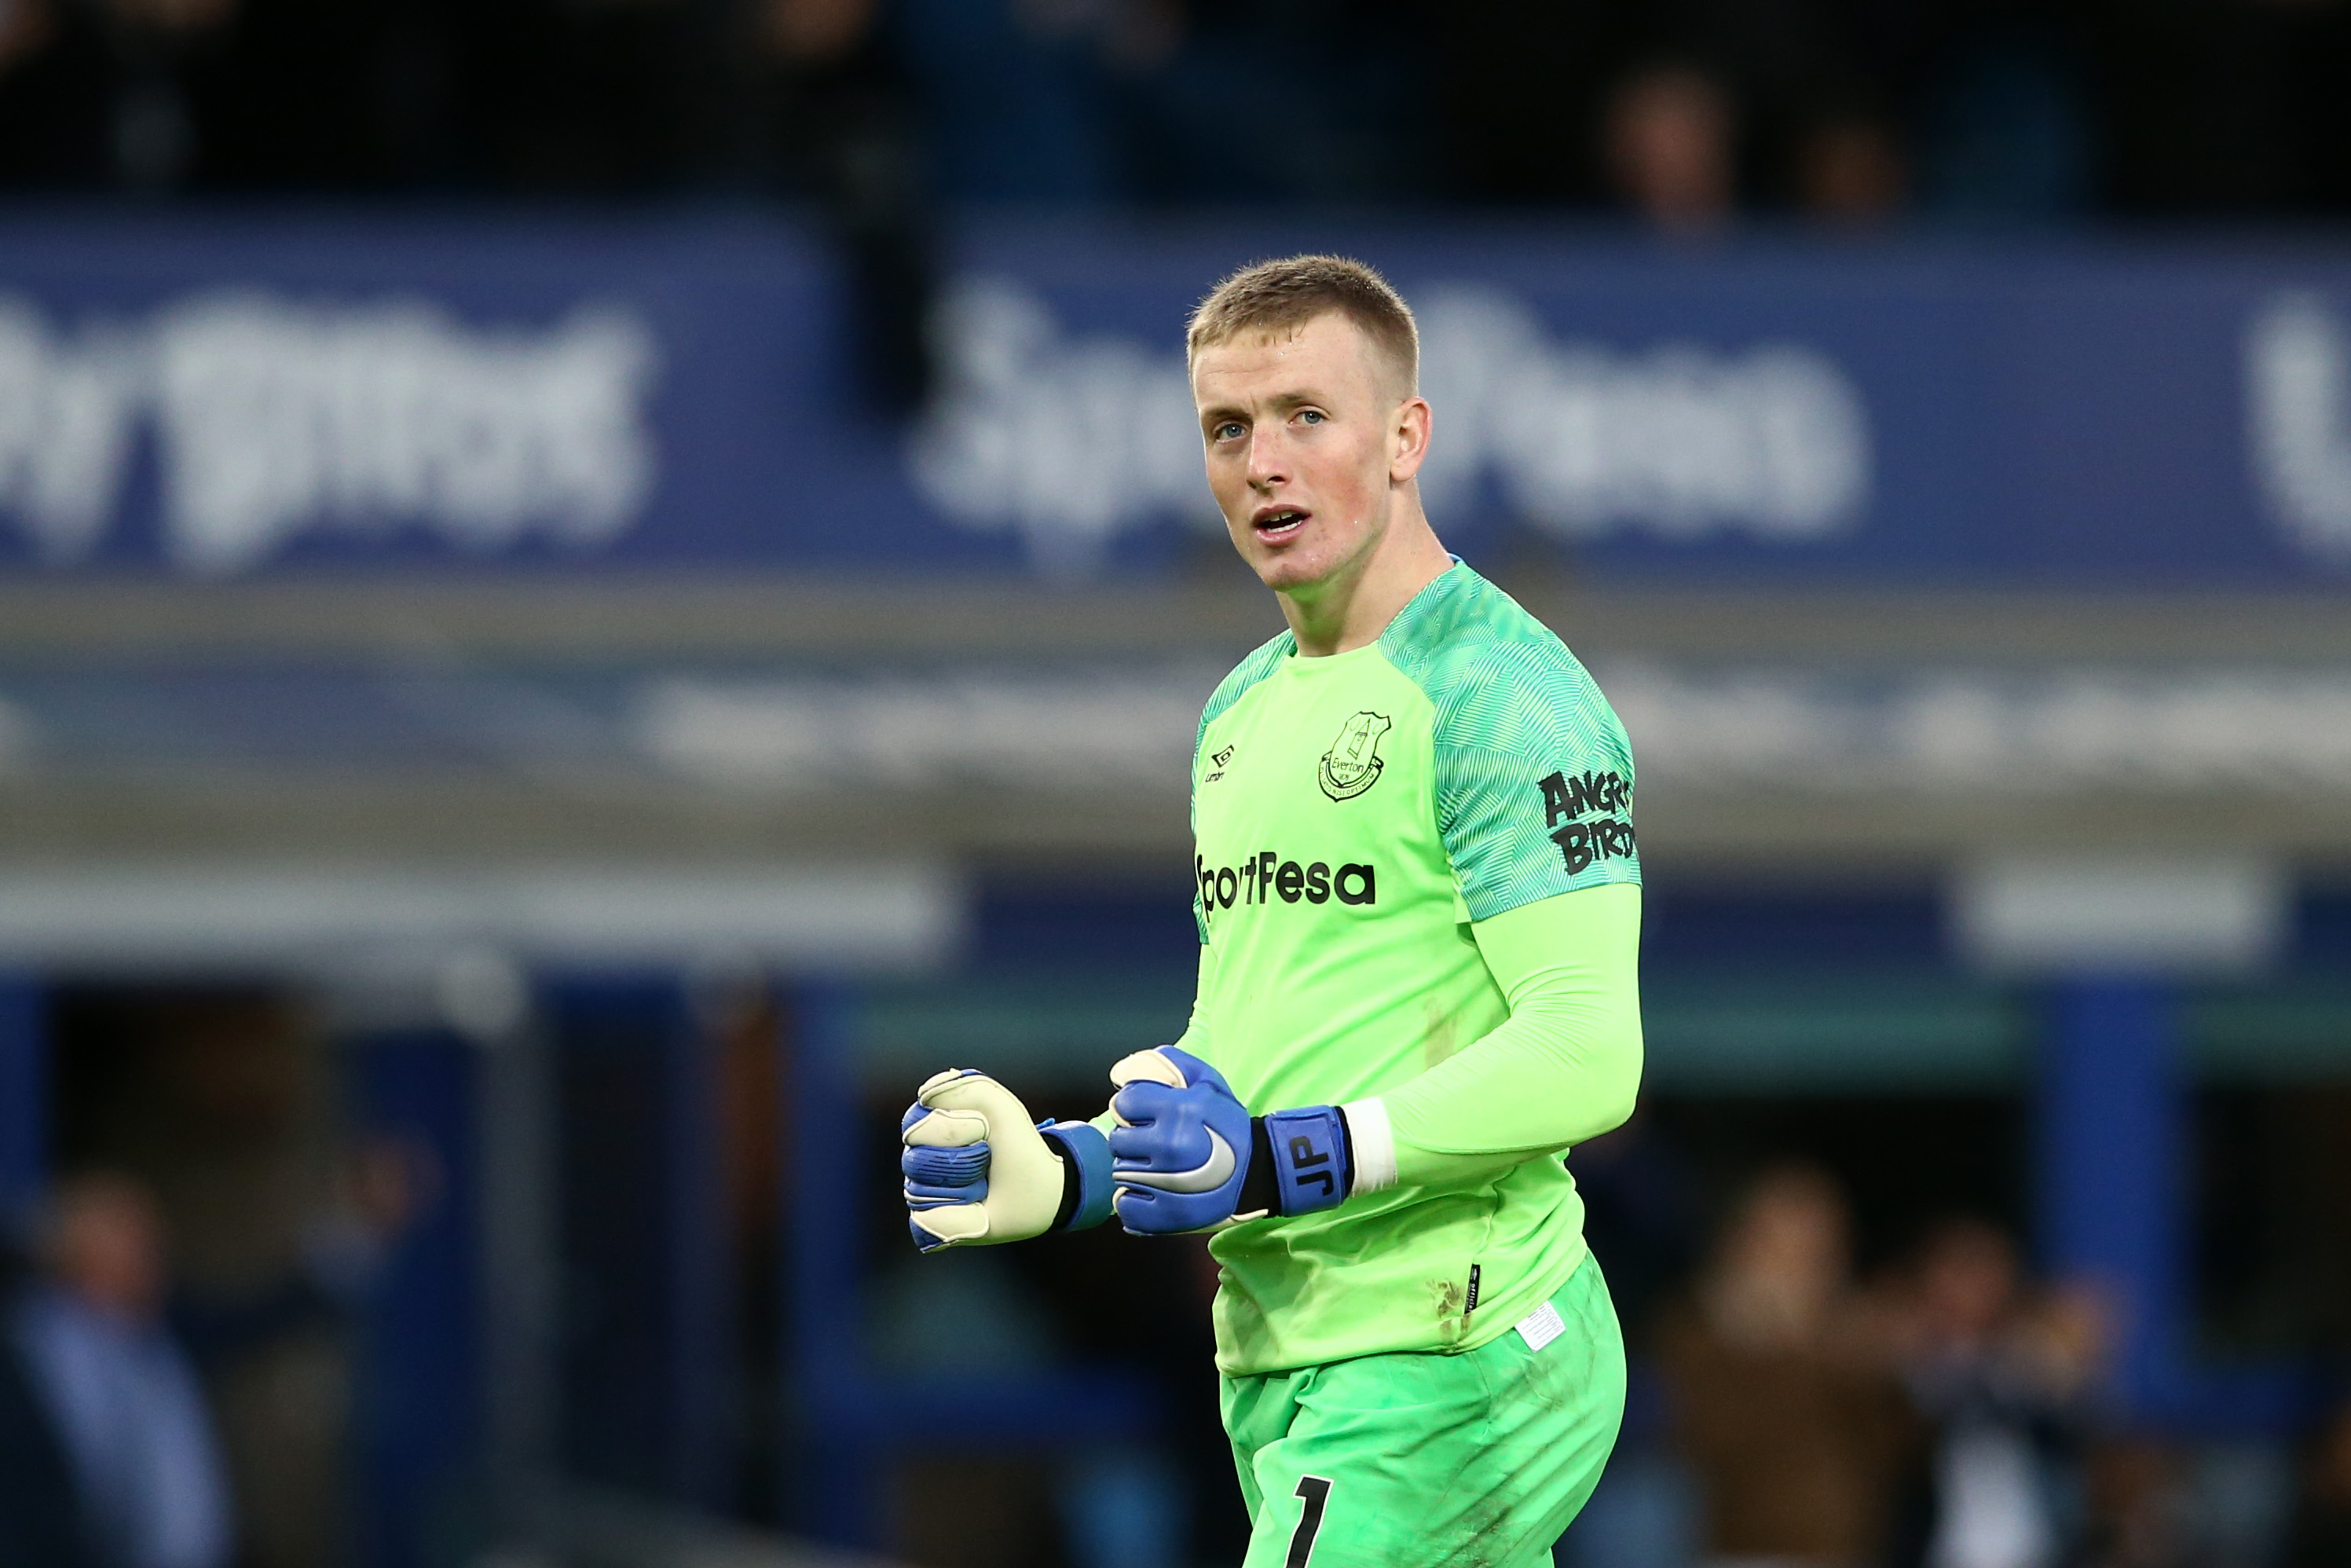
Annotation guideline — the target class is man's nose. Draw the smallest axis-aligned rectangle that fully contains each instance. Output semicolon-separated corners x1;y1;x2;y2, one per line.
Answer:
1247;429;1288;487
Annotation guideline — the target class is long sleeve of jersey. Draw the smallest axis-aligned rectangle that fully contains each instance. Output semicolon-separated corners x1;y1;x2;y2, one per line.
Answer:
1360;882;1642;1189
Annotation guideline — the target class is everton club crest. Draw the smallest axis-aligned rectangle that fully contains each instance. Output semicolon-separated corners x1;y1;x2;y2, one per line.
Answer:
1319;711;1393;801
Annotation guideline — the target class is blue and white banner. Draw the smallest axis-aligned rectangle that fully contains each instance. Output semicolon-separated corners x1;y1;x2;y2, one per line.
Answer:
0;212;2347;588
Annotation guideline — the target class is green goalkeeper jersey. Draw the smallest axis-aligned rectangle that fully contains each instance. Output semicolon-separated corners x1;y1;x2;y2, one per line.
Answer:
1182;561;1641;1376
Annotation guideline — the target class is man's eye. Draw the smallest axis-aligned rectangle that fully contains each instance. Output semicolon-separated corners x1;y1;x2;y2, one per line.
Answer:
1213;422;1246;441
1298;409;1325;425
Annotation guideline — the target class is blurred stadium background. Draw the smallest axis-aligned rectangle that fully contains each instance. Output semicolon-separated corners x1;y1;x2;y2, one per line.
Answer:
1;2;2350;1567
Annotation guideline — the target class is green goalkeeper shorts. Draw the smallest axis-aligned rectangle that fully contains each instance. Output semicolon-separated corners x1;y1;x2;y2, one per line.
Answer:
1219;1255;1625;1568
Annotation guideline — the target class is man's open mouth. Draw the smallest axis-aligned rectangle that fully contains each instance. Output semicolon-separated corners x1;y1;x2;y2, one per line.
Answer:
1253;507;1309;540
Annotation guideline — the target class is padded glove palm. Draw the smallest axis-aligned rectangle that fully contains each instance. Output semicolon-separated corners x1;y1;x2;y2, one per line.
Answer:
900;1068;1112;1251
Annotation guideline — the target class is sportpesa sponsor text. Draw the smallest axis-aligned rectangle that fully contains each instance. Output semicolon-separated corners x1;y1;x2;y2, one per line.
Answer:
1197;853;1380;925
1196;767;1636;929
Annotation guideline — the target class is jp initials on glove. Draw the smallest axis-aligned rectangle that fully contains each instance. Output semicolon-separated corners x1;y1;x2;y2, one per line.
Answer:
1107;1046;1361;1234
900;1068;1113;1251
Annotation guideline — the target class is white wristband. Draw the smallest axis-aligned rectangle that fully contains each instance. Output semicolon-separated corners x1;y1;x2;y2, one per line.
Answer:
1340;1097;1399;1196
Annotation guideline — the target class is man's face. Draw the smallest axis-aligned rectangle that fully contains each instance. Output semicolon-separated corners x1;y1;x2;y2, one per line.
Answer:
1192;312;1424;596
56;1181;165;1321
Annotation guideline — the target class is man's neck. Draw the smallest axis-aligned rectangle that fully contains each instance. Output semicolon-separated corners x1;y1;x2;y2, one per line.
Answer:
1277;505;1452;658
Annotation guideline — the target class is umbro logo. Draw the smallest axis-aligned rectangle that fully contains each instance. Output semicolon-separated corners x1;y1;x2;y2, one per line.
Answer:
1205;745;1236;784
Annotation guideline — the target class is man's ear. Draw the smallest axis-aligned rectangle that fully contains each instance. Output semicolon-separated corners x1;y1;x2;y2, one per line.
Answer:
1391;397;1433;484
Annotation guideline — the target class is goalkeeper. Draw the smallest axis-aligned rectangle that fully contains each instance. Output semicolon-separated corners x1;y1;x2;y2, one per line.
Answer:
899;255;1643;1567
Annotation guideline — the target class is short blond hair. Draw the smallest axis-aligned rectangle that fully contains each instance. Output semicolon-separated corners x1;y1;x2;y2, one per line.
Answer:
1186;255;1419;395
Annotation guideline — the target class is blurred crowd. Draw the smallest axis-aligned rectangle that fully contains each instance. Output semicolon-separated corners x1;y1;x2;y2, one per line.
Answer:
20;1090;2351;1567
0;994;429;1568
1602;1156;2351;1568
1;1171;229;1568
0;1163;426;1568
0;0;2344;224
1653;1165;2111;1568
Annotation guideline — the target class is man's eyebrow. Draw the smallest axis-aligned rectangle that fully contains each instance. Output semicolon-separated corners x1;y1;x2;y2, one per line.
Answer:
1198;390;1325;425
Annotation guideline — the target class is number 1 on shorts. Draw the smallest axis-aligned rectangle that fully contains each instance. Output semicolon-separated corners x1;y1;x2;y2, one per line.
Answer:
1287;1475;1332;1566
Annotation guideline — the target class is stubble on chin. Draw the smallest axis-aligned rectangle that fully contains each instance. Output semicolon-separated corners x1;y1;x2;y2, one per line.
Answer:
1259;549;1349;604
1248;555;1303;595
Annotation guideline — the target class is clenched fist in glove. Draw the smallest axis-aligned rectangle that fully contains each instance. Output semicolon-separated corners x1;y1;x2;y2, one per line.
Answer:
1107;1046;1377;1234
899;1068;1113;1251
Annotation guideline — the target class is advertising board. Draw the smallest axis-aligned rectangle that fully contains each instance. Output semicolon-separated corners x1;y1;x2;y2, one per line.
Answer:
0;214;2343;588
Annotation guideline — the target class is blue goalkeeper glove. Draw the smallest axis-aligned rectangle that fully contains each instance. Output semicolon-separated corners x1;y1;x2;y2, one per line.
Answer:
900;1068;1114;1251
1106;1046;1357;1234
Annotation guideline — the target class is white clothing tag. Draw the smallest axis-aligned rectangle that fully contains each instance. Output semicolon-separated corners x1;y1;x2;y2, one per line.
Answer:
1515;1300;1566;1354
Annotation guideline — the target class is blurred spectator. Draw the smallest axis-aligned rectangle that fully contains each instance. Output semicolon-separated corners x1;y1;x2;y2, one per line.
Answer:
0;0;224;189
2079;1437;2201;1568
742;0;935;411
0;0;441;192
1108;0;1420;203
1884;1218;2106;1568
8;1171;232;1568
1906;11;2095;222
81;0;235;190
1606;64;1740;233
1661;1163;1912;1566
1684;0;1910;221
60;991;369;1568
892;0;1116;203
1798;115;1907;222
1445;0;1909;225
0;1225;94;1567
298;1133;435;1303
0;0;113;186
0;0;2328;218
